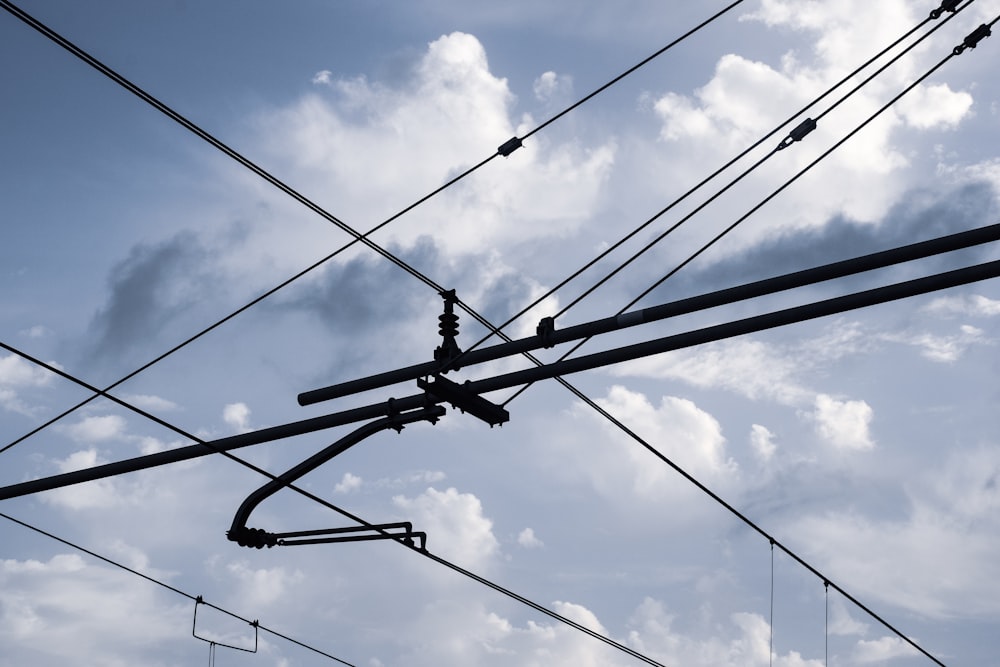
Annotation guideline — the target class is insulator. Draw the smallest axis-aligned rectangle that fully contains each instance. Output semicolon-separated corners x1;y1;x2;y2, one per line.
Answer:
438;312;459;338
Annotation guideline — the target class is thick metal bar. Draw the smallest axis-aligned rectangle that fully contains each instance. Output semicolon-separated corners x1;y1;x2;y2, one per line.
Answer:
228;407;444;536
2;259;997;503
0;403;439;502
298;223;1000;405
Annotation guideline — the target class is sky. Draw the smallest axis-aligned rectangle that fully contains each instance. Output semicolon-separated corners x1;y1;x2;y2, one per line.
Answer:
1;1;999;665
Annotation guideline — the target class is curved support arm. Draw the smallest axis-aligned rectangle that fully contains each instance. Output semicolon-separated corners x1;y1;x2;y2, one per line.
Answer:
227;405;445;542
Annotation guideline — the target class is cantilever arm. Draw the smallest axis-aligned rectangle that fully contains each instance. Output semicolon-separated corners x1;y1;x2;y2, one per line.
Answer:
228;405;445;544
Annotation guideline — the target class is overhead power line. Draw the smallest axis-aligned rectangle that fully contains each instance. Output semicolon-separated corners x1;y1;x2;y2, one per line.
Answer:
502;7;996;406
0;346;666;667
0;511;356;666
0;0;746;458
453;0;973;367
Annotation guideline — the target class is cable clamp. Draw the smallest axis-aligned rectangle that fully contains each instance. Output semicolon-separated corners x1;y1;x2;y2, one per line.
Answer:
953;23;992;55
536;316;557;348
498;136;523;157
930;0;960;19
776;118;817;150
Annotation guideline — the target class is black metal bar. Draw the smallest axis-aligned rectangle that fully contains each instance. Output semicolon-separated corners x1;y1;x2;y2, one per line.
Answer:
2;258;997;502
0;402;439;502
298;223;1000;405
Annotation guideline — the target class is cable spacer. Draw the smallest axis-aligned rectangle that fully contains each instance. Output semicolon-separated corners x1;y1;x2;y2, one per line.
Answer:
777;117;817;150
953;23;991;55
930;0;960;19
498;136;523;157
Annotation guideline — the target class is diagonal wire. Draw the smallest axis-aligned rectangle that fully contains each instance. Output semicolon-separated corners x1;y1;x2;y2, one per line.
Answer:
0;0;746;456
0;511;356;666
449;0;969;367
502;7;985;406
0;339;667;667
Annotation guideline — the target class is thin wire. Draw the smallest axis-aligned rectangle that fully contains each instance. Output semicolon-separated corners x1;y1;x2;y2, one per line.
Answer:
0;0;745;457
770;541;775;667
521;0;748;142
502;21;969;407
444;0;964;369
0;341;665;667
0;511;356;666
825;582;830;667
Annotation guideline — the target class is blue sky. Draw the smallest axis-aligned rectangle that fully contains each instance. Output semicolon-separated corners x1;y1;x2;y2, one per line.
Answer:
2;1;999;665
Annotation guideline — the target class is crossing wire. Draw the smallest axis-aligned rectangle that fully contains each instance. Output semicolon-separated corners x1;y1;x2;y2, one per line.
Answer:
0;511;356;666
0;0;746;457
502;5;994;406
449;0;970;367
0;3;979;664
0;339;668;667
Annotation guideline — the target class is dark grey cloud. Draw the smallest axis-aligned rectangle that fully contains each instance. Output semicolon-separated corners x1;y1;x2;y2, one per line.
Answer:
276;236;442;336
86;231;212;369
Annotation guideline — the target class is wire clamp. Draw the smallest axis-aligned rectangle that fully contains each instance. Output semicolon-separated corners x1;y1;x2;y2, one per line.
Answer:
776;118;817;150
930;0;960;19
498;136;523;157
536;316;557;348
953;24;992;55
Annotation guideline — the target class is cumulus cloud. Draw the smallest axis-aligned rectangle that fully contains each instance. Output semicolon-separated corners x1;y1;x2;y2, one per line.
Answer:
225;561;304;608
334;471;363;493
750;424;777;461
533;70;573;104
64;415;127;443
650;0;977;248
41;449;121;510
223;402;253;433
262;32;615;255
0;353;55;416
0;553;187;664
393;487;500;568
517;527;544;549
554;386;735;508
812;394;874;450
854;635;920;663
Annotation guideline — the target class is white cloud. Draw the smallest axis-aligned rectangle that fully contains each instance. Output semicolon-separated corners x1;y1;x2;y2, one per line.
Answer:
258;32;615;259
393;487;500;568
121;393;180;412
555;386;735;507
223;402;253;433
923;294;1000;318
854;636;920;663
225;561;304;608
334;471;363;493
750;423;777;461
65;414;127;443
0;553;187;663
812;394;874;450
0;353;54;415
41;449;121;510
533;70;573;104
311;69;333;85
517;527;544;549
881;324;988;362
897;83;973;130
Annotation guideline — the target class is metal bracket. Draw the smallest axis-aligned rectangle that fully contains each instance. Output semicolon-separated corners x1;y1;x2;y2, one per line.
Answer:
193;596;258;653
418;375;509;427
227;406;444;550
